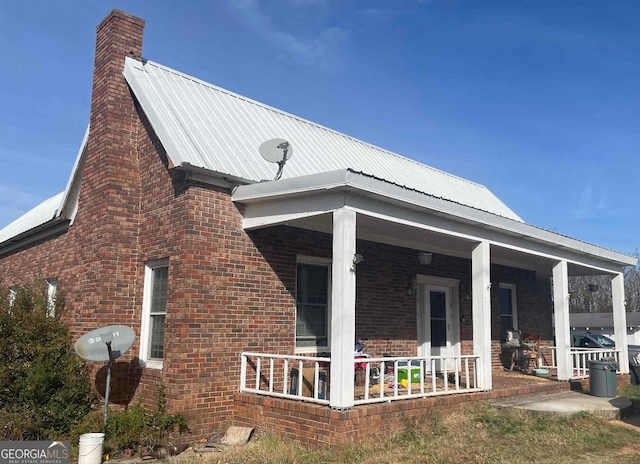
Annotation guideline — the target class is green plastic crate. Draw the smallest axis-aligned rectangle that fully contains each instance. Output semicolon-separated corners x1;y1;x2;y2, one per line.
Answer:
396;366;421;384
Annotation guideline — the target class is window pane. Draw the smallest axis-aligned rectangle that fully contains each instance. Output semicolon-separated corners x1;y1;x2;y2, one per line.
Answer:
296;264;328;347
148;265;168;360
500;287;515;336
499;288;512;316
430;291;446;319
150;314;165;359
431;319;446;347
430;291;447;347
500;315;513;338
151;267;168;314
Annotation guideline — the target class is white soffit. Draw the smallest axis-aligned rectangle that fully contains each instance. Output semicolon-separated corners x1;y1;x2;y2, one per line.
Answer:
123;57;523;222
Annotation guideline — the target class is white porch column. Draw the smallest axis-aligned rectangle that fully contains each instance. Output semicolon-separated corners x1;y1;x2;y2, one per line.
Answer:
612;272;629;373
472;241;492;390
329;207;357;409
552;260;572;380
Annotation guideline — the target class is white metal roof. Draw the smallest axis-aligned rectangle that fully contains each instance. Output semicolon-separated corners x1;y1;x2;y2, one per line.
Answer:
123;57;523;222
0;127;87;248
0;192;65;244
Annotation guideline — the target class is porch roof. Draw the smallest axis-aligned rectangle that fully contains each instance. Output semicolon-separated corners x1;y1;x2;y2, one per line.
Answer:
232;169;637;274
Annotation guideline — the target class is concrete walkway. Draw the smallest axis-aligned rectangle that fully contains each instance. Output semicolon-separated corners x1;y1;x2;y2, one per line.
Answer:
494;390;632;419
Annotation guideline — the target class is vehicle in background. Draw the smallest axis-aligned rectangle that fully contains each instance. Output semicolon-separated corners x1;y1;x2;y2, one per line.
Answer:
571;331;640;384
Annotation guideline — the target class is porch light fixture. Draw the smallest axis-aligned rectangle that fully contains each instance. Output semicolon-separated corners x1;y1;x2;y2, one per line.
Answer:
407;276;417;295
569;291;578;299
417;252;432;265
350;253;364;273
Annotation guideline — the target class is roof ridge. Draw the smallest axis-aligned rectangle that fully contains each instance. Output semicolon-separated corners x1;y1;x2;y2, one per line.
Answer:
136;58;489;190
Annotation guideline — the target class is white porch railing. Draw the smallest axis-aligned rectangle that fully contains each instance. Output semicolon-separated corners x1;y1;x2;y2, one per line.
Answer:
240;352;331;405
240;352;482;406
352;355;482;405
538;347;621;379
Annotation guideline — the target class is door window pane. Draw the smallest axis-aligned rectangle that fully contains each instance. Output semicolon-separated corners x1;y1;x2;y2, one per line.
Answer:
430;291;447;347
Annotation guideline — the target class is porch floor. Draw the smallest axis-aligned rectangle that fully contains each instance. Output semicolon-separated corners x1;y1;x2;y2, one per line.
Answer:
492;368;560;391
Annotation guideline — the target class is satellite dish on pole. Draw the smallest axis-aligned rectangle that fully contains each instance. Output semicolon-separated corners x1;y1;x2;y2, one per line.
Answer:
75;325;136;361
75;325;136;424
259;138;293;180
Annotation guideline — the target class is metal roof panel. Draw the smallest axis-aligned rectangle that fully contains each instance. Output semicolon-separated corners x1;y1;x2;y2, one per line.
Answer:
0;192;64;244
124;58;523;222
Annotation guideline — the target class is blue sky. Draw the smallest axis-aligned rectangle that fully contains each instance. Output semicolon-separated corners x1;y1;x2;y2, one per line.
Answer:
0;1;638;255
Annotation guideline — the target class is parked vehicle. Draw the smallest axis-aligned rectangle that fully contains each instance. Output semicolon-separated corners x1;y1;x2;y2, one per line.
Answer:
571;331;640;384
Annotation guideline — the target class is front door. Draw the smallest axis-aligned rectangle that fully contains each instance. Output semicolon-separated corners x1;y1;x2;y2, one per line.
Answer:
417;276;460;372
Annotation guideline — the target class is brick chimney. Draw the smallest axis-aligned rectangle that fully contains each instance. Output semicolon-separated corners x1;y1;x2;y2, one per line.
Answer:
72;10;145;325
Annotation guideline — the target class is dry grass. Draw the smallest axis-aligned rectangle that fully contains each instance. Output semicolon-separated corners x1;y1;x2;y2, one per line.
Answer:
168;404;640;464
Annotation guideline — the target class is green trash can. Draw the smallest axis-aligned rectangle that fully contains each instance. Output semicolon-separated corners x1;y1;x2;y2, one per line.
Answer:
589;360;618;398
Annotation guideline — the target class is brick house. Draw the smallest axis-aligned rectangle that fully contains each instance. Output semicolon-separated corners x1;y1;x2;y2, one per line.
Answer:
0;10;636;444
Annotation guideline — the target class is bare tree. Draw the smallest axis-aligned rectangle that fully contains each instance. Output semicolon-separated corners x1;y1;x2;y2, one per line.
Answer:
568;251;640;313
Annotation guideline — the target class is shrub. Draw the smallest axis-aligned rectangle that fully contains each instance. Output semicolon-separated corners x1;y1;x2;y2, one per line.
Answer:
0;278;94;439
104;385;188;454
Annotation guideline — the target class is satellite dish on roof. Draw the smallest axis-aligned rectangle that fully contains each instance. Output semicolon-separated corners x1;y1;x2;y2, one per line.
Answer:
259;138;293;180
74;325;136;425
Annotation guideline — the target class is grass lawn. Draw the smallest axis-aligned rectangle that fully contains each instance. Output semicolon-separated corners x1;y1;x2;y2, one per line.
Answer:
170;384;640;464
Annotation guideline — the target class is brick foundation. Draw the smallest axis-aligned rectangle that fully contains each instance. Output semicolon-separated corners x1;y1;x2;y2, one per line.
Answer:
233;378;571;446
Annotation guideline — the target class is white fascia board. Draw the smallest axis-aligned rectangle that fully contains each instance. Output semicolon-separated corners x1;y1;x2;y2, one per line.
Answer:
241;192;346;229
233;169;636;269
232;169;353;203
347;194;626;274
0;218;70;257
58;125;89;223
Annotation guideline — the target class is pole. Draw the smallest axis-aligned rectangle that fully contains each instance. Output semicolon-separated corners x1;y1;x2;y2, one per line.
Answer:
104;341;113;425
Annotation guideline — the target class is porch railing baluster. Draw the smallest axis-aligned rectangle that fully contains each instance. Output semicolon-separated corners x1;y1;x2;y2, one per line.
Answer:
269;358;274;393
283;358;289;395
255;356;261;390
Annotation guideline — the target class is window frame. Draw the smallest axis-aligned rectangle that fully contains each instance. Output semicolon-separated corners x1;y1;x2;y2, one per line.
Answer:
140;259;169;369
295;255;331;354
8;285;17;307
46;278;57;318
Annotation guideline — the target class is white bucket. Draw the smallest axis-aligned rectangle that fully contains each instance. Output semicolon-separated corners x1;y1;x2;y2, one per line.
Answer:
78;433;105;464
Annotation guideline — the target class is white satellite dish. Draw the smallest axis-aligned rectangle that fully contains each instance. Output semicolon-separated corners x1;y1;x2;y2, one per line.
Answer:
74;325;136;424
75;325;136;362
259;138;293;180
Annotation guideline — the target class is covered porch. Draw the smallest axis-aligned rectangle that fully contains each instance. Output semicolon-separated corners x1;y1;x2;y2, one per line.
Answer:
232;169;635;413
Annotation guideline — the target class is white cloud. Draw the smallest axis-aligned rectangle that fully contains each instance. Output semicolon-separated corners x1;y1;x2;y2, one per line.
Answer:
574;182;607;219
227;0;347;69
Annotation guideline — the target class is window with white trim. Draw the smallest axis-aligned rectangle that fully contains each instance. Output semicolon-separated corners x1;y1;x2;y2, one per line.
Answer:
499;283;518;338
46;279;57;318
140;259;169;368
296;256;331;352
8;286;17;307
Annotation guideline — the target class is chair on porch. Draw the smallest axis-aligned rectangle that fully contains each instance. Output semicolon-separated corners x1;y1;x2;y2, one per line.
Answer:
516;334;541;372
504;329;522;371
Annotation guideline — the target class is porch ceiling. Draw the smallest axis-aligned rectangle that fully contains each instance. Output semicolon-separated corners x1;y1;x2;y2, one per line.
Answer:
278;212;566;276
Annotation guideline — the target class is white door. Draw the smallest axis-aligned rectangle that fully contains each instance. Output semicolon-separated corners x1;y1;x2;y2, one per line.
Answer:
417;277;460;372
